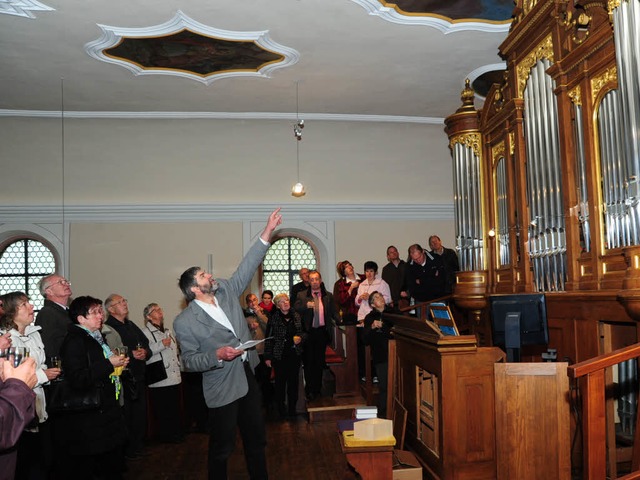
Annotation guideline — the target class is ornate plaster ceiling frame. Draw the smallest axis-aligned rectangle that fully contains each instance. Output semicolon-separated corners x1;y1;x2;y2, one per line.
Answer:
349;0;511;34
85;10;300;85
0;0;53;19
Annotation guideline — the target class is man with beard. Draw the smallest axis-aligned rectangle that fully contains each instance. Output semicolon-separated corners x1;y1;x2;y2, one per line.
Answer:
174;208;282;480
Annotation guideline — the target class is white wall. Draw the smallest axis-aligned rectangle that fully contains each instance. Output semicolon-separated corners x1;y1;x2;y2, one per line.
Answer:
0;116;455;328
0;117;452;204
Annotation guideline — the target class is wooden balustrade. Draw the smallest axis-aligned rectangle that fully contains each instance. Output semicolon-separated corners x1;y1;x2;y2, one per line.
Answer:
568;343;640;479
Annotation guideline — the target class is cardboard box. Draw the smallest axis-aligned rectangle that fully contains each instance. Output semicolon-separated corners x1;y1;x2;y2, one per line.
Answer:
393;449;422;480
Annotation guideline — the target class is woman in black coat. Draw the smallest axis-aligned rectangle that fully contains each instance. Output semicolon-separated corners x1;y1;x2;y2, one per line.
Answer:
58;296;129;479
264;293;304;419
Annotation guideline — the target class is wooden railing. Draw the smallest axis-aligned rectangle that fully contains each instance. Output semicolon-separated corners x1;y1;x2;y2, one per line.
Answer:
568;343;640;480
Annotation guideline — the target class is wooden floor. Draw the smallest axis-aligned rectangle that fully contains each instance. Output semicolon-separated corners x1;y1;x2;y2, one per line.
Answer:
124;409;363;480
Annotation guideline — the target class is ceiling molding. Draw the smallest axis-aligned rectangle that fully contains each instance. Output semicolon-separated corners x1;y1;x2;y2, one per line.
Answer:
0;109;445;124
466;62;507;101
349;0;511;34
85;10;299;85
0;203;453;223
0;0;53;19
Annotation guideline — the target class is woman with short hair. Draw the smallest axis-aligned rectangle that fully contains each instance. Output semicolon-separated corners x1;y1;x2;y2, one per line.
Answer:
59;296;128;479
142;302;183;443
264;294;304;419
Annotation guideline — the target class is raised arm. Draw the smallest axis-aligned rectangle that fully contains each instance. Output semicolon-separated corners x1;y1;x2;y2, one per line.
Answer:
260;208;283;243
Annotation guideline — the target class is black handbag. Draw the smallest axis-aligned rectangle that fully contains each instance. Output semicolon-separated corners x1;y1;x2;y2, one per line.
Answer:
145;359;168;385
46;378;102;413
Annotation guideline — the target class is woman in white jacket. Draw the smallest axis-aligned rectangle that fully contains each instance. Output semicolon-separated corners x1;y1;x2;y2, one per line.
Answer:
0;291;61;478
142;303;183;444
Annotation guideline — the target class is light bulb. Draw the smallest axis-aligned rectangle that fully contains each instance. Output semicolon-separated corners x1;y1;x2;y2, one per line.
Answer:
291;182;306;197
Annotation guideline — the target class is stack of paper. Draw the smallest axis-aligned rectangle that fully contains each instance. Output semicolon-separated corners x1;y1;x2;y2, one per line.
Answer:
355;406;378;419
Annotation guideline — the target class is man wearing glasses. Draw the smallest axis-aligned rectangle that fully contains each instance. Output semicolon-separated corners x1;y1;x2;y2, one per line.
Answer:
105;294;151;460
35;274;73;359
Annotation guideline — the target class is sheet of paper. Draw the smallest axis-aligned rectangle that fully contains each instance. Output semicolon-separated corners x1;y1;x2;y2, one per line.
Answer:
236;337;271;351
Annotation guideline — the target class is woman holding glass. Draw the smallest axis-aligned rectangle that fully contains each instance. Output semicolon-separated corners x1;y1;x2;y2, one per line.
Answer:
264;294;304;419
332;260;363;325
0;291;60;479
59;296;129;479
142;302;183;443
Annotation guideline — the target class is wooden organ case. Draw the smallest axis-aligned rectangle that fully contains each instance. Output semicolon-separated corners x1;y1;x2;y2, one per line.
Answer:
443;0;640;477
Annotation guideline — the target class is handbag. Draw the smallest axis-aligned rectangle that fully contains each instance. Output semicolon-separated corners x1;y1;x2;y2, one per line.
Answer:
145;326;170;385
46;378;102;413
145;359;168;385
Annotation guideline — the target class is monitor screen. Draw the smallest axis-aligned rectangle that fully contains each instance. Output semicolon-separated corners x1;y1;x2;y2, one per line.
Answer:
489;293;549;361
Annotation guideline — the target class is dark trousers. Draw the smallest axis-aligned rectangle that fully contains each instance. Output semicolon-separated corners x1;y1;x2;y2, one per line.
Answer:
122;380;147;455
207;362;268;480
273;353;301;416
182;371;208;432
149;384;183;442
375;362;389;418
303;327;328;397
15;427;48;480
66;446;125;480
255;354;273;407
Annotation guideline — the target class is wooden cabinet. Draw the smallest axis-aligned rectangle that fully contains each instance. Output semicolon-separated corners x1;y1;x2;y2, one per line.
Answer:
388;313;505;479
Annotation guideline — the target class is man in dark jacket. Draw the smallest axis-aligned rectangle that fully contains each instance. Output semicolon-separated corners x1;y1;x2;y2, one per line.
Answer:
293;270;340;400
428;235;460;295
35;274;72;359
105;294;150;460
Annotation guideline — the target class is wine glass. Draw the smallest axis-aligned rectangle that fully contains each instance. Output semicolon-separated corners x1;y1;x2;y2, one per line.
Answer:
50;356;62;369
13;347;25;368
117;346;129;370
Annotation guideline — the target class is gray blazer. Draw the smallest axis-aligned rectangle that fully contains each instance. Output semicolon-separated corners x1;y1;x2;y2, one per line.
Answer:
174;240;269;408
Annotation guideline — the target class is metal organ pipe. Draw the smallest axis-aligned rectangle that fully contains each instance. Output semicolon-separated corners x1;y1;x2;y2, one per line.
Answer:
573;103;591;253
523;58;566;291
496;158;510;266
451;140;483;271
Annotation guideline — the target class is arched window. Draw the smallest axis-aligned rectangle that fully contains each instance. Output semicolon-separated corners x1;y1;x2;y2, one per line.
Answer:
0;238;56;310
262;236;317;296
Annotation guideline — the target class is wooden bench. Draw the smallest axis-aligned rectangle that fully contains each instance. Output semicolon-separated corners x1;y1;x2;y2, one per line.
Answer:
326;324;359;398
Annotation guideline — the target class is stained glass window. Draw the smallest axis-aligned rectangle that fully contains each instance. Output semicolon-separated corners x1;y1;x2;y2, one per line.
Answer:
262;236;317;296
0;239;56;311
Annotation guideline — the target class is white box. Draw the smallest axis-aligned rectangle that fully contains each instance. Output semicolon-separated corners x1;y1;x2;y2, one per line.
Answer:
353;418;393;440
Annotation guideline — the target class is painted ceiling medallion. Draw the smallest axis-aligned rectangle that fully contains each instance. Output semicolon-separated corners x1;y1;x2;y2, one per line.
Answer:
0;0;53;19
350;0;513;33
85;11;299;85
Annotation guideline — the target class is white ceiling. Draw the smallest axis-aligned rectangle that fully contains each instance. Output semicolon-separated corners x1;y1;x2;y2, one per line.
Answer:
0;0;510;122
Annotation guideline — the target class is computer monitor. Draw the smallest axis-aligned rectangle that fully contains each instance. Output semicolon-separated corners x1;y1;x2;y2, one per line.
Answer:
489;293;549;362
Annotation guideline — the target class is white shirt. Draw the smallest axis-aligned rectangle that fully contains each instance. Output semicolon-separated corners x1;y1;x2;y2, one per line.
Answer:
194;299;247;361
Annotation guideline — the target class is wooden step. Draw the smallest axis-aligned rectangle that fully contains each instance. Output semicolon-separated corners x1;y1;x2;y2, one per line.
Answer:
306;394;368;423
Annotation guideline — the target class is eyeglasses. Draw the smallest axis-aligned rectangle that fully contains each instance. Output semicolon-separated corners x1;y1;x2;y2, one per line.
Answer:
111;298;128;307
46;279;71;289
147;307;162;315
87;308;104;317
